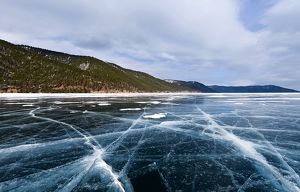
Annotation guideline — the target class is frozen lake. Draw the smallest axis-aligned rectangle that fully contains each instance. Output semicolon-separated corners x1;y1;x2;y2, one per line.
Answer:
0;93;300;192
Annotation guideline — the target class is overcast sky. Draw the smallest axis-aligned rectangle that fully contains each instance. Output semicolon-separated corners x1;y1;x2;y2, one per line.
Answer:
1;0;299;89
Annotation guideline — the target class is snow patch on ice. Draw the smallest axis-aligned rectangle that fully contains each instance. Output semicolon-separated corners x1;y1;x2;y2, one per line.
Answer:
143;113;167;119
53;101;80;105
136;101;161;104
150;101;161;104
234;102;244;105
120;108;142;111
22;104;34;107
98;102;111;106
6;102;35;105
161;102;179;105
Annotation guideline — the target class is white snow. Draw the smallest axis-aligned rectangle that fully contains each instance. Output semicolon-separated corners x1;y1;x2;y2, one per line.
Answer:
6;102;35;105
79;62;90;70
1;93;299;100
136;101;161;104
120;108;142;111
150;101;161;104
143;113;167;119
165;80;175;83
0;93;203;100
234;102;244;105
53;101;80;105
98;102;111;106
22;104;34;107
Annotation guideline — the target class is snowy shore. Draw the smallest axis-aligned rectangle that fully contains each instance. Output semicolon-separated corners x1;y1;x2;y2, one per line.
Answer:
0;92;299;100
0;92;202;99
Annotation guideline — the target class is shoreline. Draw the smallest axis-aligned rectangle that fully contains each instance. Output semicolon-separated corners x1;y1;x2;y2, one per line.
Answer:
0;92;300;100
0;92;201;99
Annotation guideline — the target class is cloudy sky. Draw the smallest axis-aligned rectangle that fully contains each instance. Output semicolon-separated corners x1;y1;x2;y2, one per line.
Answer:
1;0;299;89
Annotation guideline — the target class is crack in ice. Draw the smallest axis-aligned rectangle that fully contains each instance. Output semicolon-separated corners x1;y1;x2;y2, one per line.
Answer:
195;106;300;192
26;107;126;192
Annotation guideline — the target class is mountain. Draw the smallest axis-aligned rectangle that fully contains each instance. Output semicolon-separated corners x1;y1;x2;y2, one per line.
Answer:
0;39;187;93
165;79;298;93
1;39;297;93
165;80;215;93
209;85;298;93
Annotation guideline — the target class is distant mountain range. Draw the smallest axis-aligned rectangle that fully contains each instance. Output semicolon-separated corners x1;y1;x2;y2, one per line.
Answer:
209;85;298;93
166;80;298;93
0;39;298;93
165;80;216;93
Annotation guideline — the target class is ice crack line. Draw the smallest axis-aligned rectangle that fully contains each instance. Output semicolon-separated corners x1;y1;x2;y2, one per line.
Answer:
234;110;300;187
29;107;100;151
196;106;300;192
104;111;146;153
28;107;126;192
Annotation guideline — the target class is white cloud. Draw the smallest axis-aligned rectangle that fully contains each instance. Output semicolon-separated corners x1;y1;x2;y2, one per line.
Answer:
0;0;299;89
254;0;300;88
231;79;256;86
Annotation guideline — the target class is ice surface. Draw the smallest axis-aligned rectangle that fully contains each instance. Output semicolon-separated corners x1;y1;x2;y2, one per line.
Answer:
0;93;300;192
